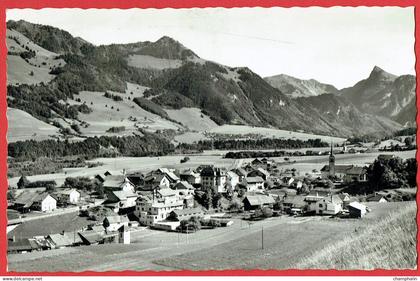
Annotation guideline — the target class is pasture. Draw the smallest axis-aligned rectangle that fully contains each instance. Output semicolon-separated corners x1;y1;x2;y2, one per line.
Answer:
7;108;61;142
7;202;415;271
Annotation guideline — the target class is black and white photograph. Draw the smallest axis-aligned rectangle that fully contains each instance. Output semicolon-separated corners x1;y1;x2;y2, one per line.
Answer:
5;7;417;272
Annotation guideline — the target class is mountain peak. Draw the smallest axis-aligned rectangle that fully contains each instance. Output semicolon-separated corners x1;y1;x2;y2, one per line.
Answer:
368;66;396;81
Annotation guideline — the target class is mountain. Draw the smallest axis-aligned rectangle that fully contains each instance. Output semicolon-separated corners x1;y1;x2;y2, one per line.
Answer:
6;20;405;139
339;66;416;126
265;74;338;98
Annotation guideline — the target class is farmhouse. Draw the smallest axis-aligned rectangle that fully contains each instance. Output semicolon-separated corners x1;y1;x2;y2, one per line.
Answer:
247;167;270;181
281;196;306;214
232;168;247;182
78;230;104;245
8;238;40;254
168;207;204;221
200;166;227;193
366;194;388;203
46;232;83;249
143;174;171;190
242;176;265;192
242;194;275;211
179;169;201;185
14;191;57;213
126;172;145;187
105;190;138;210
226;171;240;189
103;215;130;232
103;175;135;193
159;168;180;183
54;189;80;205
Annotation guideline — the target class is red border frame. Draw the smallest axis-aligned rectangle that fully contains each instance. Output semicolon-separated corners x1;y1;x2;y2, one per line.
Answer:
0;0;418;276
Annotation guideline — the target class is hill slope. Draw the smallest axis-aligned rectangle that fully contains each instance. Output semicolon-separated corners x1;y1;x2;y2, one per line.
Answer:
296;202;417;269
6;20;408;139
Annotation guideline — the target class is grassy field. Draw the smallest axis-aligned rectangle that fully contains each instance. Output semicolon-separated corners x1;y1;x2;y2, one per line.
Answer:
209;125;347;143
8;202;415;272
7;108;61;142
166;108;218;132
66;90;182;137
7;28;65;86
127;54;182;70
296;202;417;269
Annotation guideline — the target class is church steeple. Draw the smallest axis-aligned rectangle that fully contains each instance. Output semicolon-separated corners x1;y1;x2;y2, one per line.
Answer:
329;142;335;177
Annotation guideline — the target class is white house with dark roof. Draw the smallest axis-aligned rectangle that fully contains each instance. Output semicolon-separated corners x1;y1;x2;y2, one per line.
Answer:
242;176;265;192
14;191;57;213
54;189;80;204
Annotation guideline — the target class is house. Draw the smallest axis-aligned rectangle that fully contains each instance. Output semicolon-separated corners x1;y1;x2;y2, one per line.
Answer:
168;207;204;221
103;175;135;193
344;166;368;182
8;238;40;253
78;230;104;245
143;174;171;191
172;181;195;192
232;168;247;182
226;171;240;190
126;172;144;187
242;194;275;211
281;176;295;187
366;194;388;203
155;168;180;184
179;169;201;185
103;215;130;232
135;195;184;226
14;191;57;213
105;190;138;211
200;166;227;193
281;196;306;214
247;168;270;181
251;158;264;167
95;171;112;183
46;232;83;249
171;181;195;208
313;195;343;215
348;201;367;218
242;177;265;192
54;189;81;205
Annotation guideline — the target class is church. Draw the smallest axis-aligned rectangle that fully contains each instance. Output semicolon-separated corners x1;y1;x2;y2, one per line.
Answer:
320;144;368;183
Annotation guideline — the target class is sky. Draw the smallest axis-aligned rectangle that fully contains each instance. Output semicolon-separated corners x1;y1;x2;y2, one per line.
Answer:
6;7;415;89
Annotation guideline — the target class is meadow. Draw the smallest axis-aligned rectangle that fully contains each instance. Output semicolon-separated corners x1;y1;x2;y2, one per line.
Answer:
7;202;415;271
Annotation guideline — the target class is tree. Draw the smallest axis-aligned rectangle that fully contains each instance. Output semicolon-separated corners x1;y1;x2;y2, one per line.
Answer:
17;175;30;189
262;207;273;218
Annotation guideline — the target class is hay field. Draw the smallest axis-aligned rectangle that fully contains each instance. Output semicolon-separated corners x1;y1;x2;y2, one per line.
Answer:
165;108;218;132
296;202;417;269
69;90;182;136
7;108;60;142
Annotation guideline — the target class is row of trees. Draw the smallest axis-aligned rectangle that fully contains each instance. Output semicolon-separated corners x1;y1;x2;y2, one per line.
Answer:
8;131;175;160
179;138;328;152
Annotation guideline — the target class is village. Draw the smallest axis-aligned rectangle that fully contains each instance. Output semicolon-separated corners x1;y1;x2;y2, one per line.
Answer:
7;142;415;255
